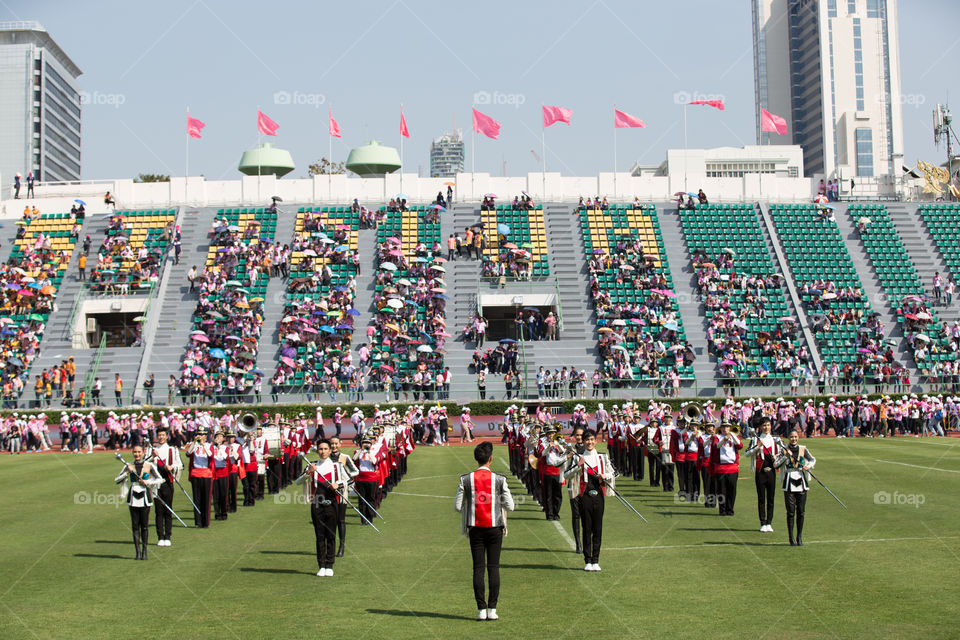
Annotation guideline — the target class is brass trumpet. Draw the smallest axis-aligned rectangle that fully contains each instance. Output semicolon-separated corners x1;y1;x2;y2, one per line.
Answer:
682;402;703;423
729;424;741;435
238;413;258;437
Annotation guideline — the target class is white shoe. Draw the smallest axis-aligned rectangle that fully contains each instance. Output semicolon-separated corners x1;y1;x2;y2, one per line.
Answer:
767;525;773;533
760;525;767;532
477;609;487;621
487;608;498;620
317;570;325;577
584;563;592;571
327;568;333;577
593;564;601;572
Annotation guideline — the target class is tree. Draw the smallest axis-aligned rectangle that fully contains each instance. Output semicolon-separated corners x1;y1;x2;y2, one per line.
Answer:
307;158;345;176
134;173;170;183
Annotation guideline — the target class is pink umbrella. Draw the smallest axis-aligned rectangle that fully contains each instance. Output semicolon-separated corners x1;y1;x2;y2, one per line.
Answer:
17;290;34;296
388;249;404;257
387;237;402;245
192;334;210;343
435;331;452;337
281;356;296;367
301;326;318;334
720;359;738;366
190;365;205;375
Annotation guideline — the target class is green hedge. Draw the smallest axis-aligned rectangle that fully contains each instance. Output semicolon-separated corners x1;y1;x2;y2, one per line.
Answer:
0;390;925;424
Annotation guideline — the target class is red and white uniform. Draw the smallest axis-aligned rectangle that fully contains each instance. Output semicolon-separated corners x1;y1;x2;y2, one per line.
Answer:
188;443;214;479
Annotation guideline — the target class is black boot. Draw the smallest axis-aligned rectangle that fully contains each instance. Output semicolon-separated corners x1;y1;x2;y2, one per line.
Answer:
141;528;149;560
133;529;142;560
336;542;345;558
796;516;804;546
787;517;796;546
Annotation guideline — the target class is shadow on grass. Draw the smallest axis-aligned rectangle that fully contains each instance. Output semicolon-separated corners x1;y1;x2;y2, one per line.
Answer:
500;563;575;571
702;540;790;547
366;609;477;621
94;540;131;545
239;567;317;576
74;553;129;559
678;527;759;532
261;550;312;556
653;510;718;517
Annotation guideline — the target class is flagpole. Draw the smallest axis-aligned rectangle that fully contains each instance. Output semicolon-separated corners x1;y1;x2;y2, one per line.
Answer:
683;103;688;193
613;105;617;200
541;123;546;200
399;104;404;201
328;107;333;203
257;105;262;203
185;107;189;206
471;124;476;201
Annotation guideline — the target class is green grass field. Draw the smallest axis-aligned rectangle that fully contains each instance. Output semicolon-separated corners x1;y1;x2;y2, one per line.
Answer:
1;438;958;639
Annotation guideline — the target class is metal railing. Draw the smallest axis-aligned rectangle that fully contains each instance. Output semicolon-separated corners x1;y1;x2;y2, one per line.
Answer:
80;334;107;402
63;286;86;342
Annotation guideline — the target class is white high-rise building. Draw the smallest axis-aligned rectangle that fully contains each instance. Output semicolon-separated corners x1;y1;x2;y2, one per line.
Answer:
0;21;82;185
752;0;903;181
429;130;464;178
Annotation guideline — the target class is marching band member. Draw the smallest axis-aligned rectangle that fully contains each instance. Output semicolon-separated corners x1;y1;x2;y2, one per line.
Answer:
565;427;586;554
645;418;661;487
455;442;515;621
541;424;567;521
211;431;230;521
653;414;676;493
241;431;259;507
627;414;644;482
226;431;242;513
744;417;782;532
710;423;742;516
328;436;357;557
353;435;381;525
682;421;702;503
565;430;614;572
150;428;182;546
299;439;345;577
186;431;214;528
776;429;816;546
697;422;716;508
671;416;689;499
114;444;162;560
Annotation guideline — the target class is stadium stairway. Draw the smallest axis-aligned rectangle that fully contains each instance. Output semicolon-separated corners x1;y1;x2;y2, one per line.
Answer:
347;216;379;358
889;203;960;325
139;206;221;403
443;203;485;401
658;203;717;396
832;203;911;369
252;207;298;381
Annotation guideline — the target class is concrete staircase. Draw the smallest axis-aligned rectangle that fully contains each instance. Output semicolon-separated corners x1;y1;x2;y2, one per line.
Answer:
888;203;960;326
657;203;717;396
442;204;483;401
139;206;221;402
252;207;299;380
832;203;911;369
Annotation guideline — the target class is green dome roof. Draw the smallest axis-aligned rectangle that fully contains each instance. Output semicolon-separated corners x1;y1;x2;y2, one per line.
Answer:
345;140;401;176
238;143;295;178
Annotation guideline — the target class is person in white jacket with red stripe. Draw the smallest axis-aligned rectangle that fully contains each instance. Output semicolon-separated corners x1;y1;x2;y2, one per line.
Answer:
299;439;346;577
455;442;515;621
565;430;614;572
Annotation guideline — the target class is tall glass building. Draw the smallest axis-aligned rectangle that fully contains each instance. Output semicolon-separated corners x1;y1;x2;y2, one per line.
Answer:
752;0;903;180
0;21;82;185
429;130;464;178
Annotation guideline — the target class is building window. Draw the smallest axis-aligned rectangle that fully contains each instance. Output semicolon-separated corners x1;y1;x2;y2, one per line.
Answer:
827;0;837;17
848;0;856;13
855;128;874;177
866;0;879;17
853;19;864;111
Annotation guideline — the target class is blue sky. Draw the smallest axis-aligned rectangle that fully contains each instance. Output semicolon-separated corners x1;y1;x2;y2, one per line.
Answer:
6;0;959;180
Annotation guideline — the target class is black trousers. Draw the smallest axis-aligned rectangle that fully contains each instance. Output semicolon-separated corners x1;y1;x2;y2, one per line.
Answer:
569;496;581;547
716;472;737;515
468;526;503;610
267;459;281;493
701;468;716;508
242;471;257;506
578;490;604;564
190;476;211;527
130;505;151;557
676;458;688;496
355;480;378;524
228;473;239;512
784;491;807;541
542;474;562;519
630;447;644;481
647;452;660;486
212;476;228;520
257;472;265;499
155;481;174;540
661;462;674;493
755;470;776;525
685;461;701;502
311;502;339;569
337;502;348;547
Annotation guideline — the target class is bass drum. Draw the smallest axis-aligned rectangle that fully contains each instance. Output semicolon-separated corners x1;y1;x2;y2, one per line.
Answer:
261;424;282;459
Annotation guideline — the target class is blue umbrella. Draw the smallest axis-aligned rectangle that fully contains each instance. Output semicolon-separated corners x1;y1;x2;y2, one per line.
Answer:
1;329;14;336
74;199;86;205
281;347;297;358
333;285;347;292
396;193;407;200
346;309;361;316
208;348;227;359
499;338;517;344
336;324;352;330
662;322;679;331
6;357;23;367
497;223;511;235
320;326;335;334
432;294;450;300
252;369;264;376
334;245;349;252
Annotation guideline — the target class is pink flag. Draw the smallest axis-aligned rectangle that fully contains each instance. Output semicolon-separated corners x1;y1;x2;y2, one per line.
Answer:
257;110;279;136
688;99;726;111
761;107;787;135
542;105;572;127
614;109;645;129
187;115;205;139
472;108;501;139
400;107;410;139
329;109;341;138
